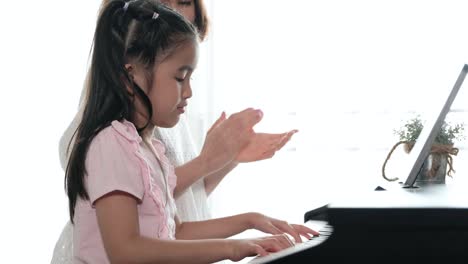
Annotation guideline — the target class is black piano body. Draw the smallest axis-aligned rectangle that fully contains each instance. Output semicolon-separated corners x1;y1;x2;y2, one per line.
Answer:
269;184;468;263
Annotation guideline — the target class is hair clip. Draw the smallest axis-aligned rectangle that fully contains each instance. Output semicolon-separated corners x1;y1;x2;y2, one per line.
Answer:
123;2;130;12
152;12;159;20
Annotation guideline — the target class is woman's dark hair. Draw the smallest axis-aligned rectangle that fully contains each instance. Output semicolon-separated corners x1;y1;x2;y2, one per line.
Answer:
193;0;209;41
100;0;209;40
65;0;197;223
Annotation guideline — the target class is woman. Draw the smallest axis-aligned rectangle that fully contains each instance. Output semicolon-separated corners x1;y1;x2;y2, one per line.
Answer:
51;0;297;263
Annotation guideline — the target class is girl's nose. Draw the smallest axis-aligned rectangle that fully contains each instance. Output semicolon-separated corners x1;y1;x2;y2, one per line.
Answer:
182;83;192;99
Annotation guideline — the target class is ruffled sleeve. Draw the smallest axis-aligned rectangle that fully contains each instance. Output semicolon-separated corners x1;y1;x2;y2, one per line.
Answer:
85;123;145;205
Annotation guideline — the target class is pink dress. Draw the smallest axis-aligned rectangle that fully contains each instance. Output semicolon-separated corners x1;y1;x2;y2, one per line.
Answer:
73;120;178;264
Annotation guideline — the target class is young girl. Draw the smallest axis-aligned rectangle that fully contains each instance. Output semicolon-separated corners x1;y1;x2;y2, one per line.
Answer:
67;0;315;263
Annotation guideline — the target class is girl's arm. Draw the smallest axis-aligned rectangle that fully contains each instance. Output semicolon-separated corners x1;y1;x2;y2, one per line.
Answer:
95;192;290;263
175;212;319;242
175;212;250;240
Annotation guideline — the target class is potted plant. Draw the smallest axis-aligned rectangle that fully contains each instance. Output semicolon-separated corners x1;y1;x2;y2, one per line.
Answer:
382;115;465;183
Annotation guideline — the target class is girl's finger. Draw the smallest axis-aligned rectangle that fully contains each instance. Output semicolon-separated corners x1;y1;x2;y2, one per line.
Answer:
278;233;295;247
269;234;291;250
275;221;302;243
262;223;283;236
260;238;282;253
253;244;268;257
291;224;320;239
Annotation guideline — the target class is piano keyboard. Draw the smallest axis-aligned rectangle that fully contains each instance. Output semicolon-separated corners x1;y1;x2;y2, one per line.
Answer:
248;221;333;264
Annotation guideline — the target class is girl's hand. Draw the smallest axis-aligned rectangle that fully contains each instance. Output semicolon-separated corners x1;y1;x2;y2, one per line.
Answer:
235;130;298;163
199;108;263;173
228;234;295;261
247;213;319;243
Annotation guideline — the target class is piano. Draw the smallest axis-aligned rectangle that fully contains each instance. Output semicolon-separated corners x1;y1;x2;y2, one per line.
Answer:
249;183;468;263
249;64;468;263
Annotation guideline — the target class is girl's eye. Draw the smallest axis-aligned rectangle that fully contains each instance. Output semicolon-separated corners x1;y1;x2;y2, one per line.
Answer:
175;77;185;82
178;1;193;6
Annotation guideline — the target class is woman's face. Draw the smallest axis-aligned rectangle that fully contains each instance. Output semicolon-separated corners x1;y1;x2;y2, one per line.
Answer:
161;0;196;23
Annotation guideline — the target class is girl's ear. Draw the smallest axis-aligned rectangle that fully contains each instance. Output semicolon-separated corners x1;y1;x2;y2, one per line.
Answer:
124;63;136;95
125;63;135;80
125;63;148;94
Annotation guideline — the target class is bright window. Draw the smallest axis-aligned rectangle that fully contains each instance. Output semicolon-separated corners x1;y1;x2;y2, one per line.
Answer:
206;0;468;225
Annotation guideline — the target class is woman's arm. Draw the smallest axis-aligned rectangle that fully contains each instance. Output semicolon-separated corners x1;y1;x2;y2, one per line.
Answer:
203;130;297;195
203;161;238;196
173;109;261;198
173;156;211;198
95;192;288;263
173;157;237;198
173;110;297;198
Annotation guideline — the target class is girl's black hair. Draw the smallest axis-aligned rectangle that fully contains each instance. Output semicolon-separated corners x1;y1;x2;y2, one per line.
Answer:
65;0;197;223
